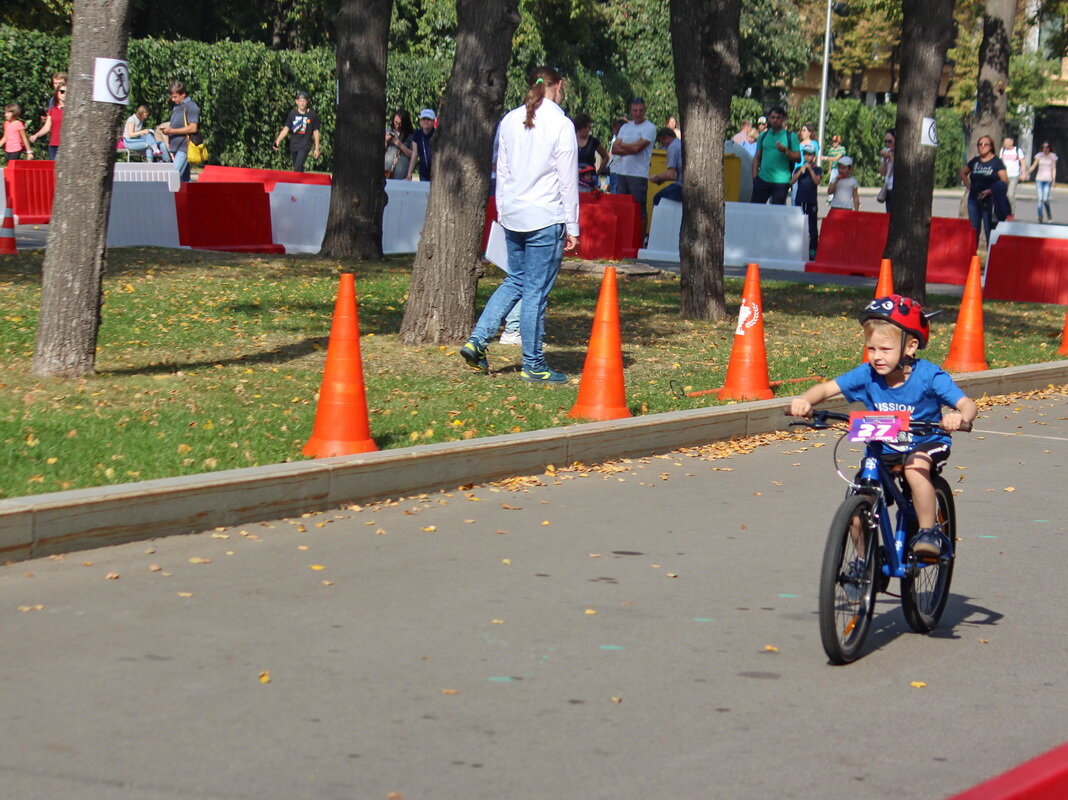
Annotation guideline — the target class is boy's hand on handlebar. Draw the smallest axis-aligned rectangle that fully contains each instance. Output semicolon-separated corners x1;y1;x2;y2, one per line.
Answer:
789;398;813;418
940;412;965;432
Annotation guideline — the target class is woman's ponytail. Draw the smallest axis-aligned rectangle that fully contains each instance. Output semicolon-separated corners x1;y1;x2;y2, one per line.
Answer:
523;66;562;129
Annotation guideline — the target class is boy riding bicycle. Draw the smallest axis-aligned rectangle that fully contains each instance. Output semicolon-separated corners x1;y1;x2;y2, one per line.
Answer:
789;295;978;559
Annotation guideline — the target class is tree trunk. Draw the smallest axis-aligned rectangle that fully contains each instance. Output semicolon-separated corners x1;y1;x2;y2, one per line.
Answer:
399;0;520;345
319;0;392;259
884;0;955;304
973;0;1019;146
31;0;133;379
669;0;742;321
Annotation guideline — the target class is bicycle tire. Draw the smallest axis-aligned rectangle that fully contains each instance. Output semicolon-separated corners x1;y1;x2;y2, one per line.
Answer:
901;475;956;633
819;493;880;664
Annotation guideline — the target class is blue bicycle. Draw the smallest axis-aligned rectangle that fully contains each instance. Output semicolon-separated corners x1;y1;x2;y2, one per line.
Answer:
791;409;969;664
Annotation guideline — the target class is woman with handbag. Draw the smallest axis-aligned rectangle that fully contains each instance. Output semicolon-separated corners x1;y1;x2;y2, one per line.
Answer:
384;110;413;179
158;81;201;182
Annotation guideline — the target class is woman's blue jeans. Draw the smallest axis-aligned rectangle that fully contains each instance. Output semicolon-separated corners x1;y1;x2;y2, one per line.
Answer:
967;195;995;243
470;223;565;371
1037;180;1053;220
123;136;169;161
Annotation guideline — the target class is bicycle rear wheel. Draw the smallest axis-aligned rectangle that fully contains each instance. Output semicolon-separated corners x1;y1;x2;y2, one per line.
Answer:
819;493;880;664
901;475;956;633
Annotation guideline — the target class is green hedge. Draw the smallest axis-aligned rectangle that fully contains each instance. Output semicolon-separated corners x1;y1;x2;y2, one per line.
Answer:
0;24;967;186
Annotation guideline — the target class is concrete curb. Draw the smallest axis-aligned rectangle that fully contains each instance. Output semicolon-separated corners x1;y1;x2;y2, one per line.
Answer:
3;361;1066;563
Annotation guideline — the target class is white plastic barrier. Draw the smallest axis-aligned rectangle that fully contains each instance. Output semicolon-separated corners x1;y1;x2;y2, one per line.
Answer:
636;198;683;262
269;182;330;254
723;141;754;203
988;220;1068;248
382;179;429;254
639;200;809;270
113;162;181;192
106;182;181;248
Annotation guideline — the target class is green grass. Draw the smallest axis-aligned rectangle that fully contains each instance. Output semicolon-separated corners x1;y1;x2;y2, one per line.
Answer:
1;248;1064;499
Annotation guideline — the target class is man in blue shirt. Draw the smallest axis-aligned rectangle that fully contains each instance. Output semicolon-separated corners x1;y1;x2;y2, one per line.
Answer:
651;127;683;205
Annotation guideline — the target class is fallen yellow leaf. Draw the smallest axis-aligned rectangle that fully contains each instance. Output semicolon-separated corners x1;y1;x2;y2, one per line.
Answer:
258;670;271;684
764;645;779;652
585;608;598;615
422;525;438;532
501;558;511;566
105;572;120;580
1004;487;1016;492
909;681;927;688
189;557;211;565
177;592;193;598
441;689;459;695
310;565;325;571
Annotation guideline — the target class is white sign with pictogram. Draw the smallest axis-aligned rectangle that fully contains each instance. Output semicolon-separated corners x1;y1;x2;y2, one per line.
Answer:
921;116;938;148
93;58;130;105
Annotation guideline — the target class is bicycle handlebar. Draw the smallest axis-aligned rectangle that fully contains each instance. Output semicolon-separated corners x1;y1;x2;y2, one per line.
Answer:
787;408;972;433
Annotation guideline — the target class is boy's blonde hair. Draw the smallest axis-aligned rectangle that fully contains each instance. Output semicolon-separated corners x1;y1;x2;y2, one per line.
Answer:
863;317;917;345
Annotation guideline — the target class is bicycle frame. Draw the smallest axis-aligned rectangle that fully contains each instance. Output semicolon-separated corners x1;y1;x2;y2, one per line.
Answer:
851;443;953;581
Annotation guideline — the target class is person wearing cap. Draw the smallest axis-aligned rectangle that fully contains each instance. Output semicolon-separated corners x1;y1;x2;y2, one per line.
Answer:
827;155;860;211
756;116;767;133
273;91;320;172
610;97;658;229
410;108;437;181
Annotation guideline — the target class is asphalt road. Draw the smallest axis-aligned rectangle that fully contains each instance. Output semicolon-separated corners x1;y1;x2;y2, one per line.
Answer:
2;390;1066;799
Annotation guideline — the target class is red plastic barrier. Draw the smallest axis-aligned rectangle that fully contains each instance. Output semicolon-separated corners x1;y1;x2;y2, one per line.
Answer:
174;182;284;253
198;165;331;192
807;209;974;285
926;217;977;284
482;190;642;261
805;209;890;278
985;235;1068;305
4;160;55;224
945;741;1068;800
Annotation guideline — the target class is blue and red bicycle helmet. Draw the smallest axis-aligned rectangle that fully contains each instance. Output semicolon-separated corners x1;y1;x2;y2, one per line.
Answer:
859;294;930;349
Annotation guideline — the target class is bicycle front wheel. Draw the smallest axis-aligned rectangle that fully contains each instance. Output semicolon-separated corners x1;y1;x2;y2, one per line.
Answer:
819;493;880;664
901;475;956;633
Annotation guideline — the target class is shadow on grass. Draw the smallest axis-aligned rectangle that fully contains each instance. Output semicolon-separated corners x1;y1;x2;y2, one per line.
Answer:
102;335;329;376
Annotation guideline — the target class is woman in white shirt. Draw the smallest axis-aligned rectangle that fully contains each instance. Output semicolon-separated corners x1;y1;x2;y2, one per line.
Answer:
460;67;579;384
122;105;169;161
1027;141;1059;223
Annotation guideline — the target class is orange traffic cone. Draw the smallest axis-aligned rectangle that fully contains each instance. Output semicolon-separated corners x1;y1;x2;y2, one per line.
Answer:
874;257;894;297
0;207;16;255
863;259;894;362
942;255;988;373
1058;309;1068;356
569;266;631;420
718;263;773;401
302;273;378;457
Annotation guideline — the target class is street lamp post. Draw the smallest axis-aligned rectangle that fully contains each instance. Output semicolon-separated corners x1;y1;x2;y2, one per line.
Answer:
817;0;833;153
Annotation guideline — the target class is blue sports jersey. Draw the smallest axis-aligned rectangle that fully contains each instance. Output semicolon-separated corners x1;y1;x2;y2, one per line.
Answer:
835;359;966;450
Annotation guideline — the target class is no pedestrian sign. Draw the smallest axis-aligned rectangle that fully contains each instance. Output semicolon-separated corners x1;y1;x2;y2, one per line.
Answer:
93;58;130;105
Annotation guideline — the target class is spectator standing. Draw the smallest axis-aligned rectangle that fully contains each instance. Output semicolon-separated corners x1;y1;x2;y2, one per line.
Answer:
605;117;627;193
878;129;895;212
409;109;436;181
30;84;65;160
961;135;1010;244
651;126;683;205
384;109;414;179
273;91;321;172
40;72;66;125
574;113;609;190
158;81;200;183
827;155;859;211
731;121;752;145
611;97;658;228
1027;141;1059;223
459;67;579;384
122;105;169;161
741;127;759;157
666;116;682;139
795;123;820;168
756;115;767;134
750;106;799;205
999;136;1026;210
3;104;34;162
822;133;846;182
791;147;822;258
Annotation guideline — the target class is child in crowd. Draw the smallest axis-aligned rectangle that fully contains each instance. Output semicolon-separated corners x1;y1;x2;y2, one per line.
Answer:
790;148;822;259
789;295;977;559
3;104;34;162
827;155;859;211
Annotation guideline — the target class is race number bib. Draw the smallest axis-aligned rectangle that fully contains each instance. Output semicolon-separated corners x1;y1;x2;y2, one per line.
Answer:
847;411;910;443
